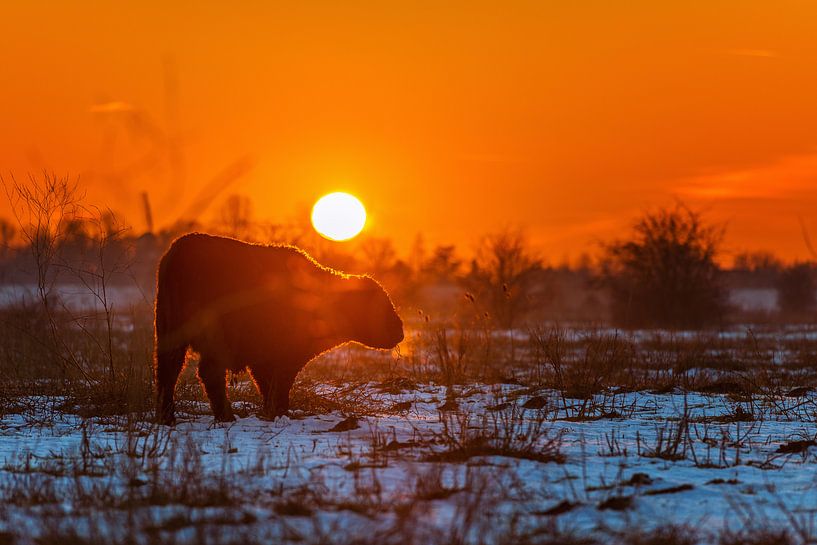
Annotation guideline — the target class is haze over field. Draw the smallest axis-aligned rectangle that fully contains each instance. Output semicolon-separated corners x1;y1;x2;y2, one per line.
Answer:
3;1;817;262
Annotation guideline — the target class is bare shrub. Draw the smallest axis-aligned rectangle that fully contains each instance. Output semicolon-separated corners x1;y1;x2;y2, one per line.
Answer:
434;325;469;406
637;402;692;461
3;173;87;380
529;326;638;417
599;203;726;329
427;402;565;463
463;228;542;330
1;174;152;415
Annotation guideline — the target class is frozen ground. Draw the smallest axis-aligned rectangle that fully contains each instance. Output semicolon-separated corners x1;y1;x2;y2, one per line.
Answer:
0;383;815;544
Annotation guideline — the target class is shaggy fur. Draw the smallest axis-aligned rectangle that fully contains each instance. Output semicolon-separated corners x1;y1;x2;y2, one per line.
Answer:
154;233;404;425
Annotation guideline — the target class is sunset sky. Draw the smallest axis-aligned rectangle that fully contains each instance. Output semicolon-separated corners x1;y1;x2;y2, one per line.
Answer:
3;1;817;264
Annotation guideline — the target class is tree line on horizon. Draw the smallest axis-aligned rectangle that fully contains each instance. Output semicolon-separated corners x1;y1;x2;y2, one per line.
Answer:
0;175;815;329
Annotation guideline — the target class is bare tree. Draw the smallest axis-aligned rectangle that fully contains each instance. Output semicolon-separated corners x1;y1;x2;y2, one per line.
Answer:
218;193;254;239
733;251;782;272
3;173;90;380
3;174;134;383
464;229;542;329
423;245;461;282
599;203;726;329
0;218;15;258
70;208;133;381
359;236;397;277
776;262;817;319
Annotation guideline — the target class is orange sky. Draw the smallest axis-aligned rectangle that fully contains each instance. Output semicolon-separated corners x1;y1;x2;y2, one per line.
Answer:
3;1;817;264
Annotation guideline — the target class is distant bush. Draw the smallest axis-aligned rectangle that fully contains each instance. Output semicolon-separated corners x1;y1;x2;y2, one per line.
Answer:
599;204;726;329
463;229;542;329
776;262;817;319
732;250;782;273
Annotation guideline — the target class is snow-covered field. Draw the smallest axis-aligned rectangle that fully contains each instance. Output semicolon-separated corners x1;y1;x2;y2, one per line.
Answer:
1;381;815;544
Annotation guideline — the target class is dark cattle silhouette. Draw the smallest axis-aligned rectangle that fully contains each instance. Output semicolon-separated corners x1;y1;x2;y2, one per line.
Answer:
155;233;404;425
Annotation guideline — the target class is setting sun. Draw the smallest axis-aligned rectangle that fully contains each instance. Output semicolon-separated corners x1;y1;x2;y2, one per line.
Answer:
310;192;367;241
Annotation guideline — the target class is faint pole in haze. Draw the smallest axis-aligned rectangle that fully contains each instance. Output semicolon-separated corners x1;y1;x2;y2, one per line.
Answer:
141;191;154;234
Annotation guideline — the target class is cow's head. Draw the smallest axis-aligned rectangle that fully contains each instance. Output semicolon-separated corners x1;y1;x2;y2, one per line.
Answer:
340;276;404;349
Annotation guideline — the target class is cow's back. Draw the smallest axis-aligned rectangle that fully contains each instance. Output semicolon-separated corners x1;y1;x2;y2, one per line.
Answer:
156;234;324;361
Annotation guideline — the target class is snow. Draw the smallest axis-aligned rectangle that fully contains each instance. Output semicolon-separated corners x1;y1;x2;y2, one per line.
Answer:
0;283;148;311
0;385;815;544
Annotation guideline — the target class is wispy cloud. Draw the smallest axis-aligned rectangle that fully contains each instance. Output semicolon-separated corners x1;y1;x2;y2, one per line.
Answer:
676;151;817;202
88;101;135;114
724;48;778;59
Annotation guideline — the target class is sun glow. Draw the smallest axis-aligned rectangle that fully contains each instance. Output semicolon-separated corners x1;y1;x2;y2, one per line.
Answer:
311;192;367;241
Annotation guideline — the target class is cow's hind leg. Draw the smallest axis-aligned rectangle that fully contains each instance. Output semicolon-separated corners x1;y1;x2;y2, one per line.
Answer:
248;367;276;419
156;345;187;426
198;357;235;422
273;371;296;417
250;365;295;419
